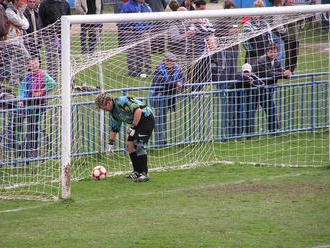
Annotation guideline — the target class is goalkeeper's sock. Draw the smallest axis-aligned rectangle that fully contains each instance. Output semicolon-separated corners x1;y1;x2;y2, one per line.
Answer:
129;152;139;172
136;154;148;174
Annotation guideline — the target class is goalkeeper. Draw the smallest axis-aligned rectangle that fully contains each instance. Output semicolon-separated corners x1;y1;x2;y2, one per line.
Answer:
95;93;155;182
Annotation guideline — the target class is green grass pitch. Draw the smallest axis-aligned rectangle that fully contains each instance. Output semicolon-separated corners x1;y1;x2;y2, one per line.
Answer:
0;163;329;248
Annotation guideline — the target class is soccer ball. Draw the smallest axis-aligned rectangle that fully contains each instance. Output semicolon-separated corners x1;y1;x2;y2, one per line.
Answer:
92;166;107;180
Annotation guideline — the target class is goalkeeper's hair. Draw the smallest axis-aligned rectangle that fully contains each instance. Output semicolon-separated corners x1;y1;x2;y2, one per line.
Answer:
95;93;113;109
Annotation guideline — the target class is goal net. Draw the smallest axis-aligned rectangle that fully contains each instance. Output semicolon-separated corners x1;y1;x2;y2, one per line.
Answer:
0;4;329;200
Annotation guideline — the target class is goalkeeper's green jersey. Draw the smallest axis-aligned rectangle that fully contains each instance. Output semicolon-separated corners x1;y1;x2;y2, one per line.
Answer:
110;96;152;133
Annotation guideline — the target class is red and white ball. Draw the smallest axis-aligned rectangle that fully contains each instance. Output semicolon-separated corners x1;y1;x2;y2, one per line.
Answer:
92;166;107;180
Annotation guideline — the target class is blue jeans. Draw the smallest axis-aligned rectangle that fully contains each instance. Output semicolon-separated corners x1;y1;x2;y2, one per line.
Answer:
151;96;171;145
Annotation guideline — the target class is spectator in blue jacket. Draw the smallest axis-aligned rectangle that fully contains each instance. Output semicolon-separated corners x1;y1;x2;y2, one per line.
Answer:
150;52;185;145
119;0;152;77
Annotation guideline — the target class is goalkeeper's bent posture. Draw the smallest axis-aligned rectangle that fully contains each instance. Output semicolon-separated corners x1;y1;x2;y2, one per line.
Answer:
95;93;155;182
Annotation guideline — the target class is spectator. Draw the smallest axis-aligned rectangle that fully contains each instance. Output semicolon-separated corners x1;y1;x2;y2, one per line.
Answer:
235;63;264;137
34;0;41;11
321;11;329;30
75;0;102;54
167;7;195;70
18;56;57;158
180;0;194;11
139;0;153;76
115;0;129;47
5;0;30;88
145;0;167;54
213;0;239;86
39;0;71;82
0;0;8;41
114;0;128;13
168;0;179;11
150;52;184;145
243;0;273;66
271;0;286;68
284;0;299;73
187;0;215;91
253;43;291;133
0;0;9;81
119;0;151;77
212;0;239;137
24;0;42;58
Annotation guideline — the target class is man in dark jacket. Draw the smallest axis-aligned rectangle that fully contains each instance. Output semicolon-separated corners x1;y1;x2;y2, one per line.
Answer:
38;0;71;82
253;43;291;133
24;0;42;58
151;52;184;145
0;0;9;81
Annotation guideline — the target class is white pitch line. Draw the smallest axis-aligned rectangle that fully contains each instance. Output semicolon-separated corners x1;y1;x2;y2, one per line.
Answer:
0;170;319;214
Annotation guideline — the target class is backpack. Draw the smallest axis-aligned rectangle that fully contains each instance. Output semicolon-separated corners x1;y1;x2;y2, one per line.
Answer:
0;4;8;39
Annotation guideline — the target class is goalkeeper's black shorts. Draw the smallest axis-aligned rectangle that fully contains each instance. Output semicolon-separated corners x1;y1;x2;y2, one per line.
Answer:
128;113;155;144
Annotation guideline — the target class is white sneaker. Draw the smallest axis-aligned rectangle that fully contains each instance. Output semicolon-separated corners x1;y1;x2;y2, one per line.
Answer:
135;172;150;182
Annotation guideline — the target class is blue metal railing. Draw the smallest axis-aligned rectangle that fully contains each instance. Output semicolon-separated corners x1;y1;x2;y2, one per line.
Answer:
0;73;328;166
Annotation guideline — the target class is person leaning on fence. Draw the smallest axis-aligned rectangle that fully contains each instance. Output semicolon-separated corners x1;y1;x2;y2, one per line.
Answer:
95;93;155;182
150;52;185;145
234;63;264;138
253;43;291;133
17;56;57;159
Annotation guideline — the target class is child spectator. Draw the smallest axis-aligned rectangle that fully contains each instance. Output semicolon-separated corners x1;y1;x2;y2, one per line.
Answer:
18;56;57;158
235;63;264;137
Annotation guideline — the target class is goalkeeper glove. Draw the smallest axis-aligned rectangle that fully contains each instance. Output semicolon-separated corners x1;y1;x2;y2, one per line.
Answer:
107;140;115;156
127;125;136;141
127;125;136;137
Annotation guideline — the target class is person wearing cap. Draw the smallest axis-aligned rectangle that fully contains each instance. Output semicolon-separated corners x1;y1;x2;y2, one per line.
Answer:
253;43;291;133
150;52;185;145
95;93;155;182
234;63;264;137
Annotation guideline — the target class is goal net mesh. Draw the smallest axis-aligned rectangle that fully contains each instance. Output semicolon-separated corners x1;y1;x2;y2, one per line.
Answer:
0;6;329;199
